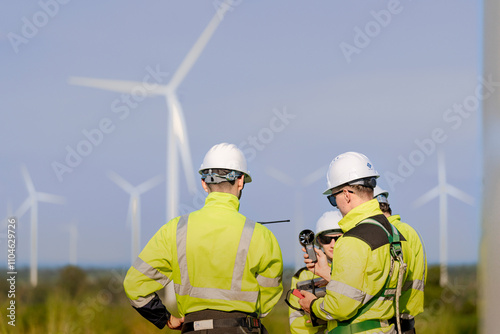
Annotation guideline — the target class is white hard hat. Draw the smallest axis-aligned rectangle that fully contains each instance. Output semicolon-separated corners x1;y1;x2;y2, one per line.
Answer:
373;185;389;204
199;143;252;183
323;152;379;195
315;210;343;241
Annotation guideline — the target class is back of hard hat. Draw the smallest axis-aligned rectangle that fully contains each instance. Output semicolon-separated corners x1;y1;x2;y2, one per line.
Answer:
373;185;389;204
199;143;252;183
323;152;379;195
315;210;343;240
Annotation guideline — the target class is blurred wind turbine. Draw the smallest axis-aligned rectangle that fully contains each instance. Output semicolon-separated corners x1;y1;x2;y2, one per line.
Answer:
15;165;65;287
64;221;78;266
266;165;327;270
412;149;474;287
69;1;235;221
108;171;163;264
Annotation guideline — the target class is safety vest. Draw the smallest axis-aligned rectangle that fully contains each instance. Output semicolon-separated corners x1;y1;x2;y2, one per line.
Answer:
289;267;329;334
311;199;409;334
388;215;427;319
123;192;283;323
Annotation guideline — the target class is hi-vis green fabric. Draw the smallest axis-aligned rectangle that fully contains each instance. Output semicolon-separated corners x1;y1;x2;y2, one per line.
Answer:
311;199;407;334
388;214;427;319
123;192;283;319
289;268;329;334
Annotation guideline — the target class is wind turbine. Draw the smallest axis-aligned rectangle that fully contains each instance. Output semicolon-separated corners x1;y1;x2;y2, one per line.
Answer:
15;165;65;287
266;165;327;269
412;149;474;287
63;221;78;266
108;171;163;264
69;2;235;222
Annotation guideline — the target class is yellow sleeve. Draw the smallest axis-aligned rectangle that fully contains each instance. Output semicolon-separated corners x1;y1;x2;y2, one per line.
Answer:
123;218;178;302
254;225;284;317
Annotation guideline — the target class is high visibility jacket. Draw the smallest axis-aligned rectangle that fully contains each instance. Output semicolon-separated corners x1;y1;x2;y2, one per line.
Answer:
311;199;409;334
388;214;427;319
289;267;329;334
123;192;283;329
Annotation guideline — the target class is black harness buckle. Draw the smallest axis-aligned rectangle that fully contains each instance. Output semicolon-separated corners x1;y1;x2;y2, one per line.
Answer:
245;316;261;329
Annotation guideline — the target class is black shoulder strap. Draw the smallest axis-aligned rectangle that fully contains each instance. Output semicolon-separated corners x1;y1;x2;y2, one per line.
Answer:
343;214;406;251
293;267;308;279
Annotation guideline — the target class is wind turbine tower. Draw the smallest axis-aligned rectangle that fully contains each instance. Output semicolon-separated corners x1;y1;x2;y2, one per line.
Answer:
15;165;65;287
412;149;474;287
108;171;163;264
266;166;326;269
70;2;235;221
65;221;78;266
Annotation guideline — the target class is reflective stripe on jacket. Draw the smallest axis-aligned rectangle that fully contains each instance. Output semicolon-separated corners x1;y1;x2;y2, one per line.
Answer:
123;192;283;327
311;199;407;333
388;215;427;319
289;267;329;334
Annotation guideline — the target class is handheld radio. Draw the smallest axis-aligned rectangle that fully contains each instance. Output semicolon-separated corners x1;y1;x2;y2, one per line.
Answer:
299;229;317;263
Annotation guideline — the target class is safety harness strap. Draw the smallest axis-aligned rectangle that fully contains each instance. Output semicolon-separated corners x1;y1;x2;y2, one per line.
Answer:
330;319;387;334
331;216;406;334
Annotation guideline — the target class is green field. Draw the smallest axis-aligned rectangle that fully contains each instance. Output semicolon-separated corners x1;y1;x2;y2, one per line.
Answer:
0;265;477;333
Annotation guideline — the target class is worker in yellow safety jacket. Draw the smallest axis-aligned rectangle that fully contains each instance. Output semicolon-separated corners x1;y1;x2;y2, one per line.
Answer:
288;210;343;334
374;185;427;334
123;143;283;333
299;152;410;334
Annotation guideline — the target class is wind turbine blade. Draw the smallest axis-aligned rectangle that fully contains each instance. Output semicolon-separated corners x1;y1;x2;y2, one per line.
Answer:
168;95;197;194
446;184;475;206
412;187;440;208
136;175;164;194
37;192;65;205
108;171;135;194
21;165;36;195
167;0;231;92
266;167;294;187
15;198;31;218
69;76;165;96
301;165;327;187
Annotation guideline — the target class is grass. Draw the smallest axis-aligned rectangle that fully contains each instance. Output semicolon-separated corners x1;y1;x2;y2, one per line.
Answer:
0;265;477;333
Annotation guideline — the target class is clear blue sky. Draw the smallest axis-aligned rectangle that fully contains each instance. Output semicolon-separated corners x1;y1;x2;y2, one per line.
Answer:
1;1;482;268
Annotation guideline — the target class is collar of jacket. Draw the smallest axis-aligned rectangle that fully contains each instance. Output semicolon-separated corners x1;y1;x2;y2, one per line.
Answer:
338;199;384;233
388;214;402;225
204;191;241;211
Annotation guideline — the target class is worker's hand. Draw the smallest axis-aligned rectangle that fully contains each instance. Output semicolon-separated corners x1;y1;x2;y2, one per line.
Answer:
167;315;184;330
303;247;331;281
298;290;317;314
